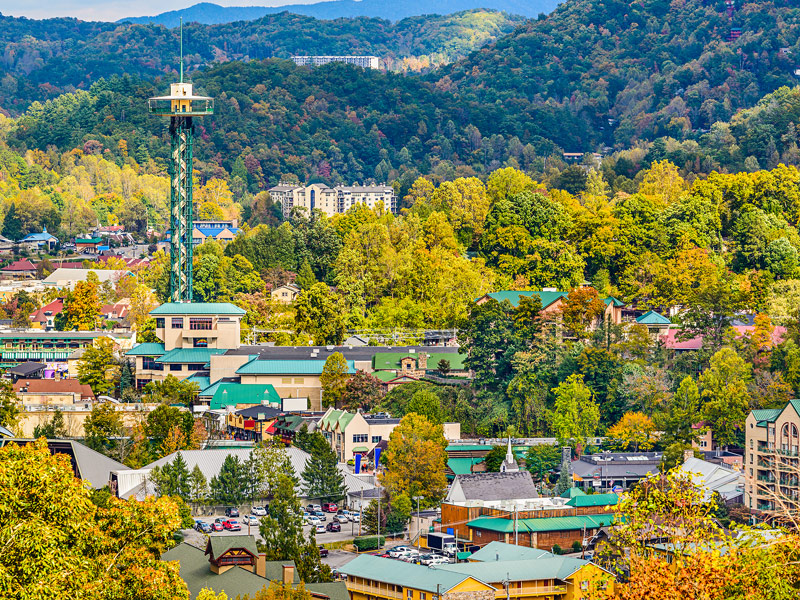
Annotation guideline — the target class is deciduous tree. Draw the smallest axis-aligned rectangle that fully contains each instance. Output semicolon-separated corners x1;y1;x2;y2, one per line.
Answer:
551;375;600;456
320;352;349;409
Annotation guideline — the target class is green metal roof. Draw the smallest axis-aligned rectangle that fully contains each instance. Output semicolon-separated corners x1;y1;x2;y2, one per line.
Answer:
636;310;671;325
604;296;625;307
467;513;617;534
565;493;619;508
446;444;492;452
237;359;356;375
337;554;490;594
156;348;226;364
561;487;587;499
372;352;466;371
184;373;211;390
371;370;398;382
126;343;166;356
319;409;356;431
447;457;484;475
352;446;369;452
75;237;102;244
210;383;281;410
478;290;567;309
150;302;246;316
208;535;259;559
434;556;591;583
752;408;783;426
468;541;553;562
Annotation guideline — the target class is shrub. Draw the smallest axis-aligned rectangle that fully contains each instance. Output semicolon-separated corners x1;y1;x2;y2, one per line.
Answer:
354;535;385;551
552;544;562;555
572;541;582;553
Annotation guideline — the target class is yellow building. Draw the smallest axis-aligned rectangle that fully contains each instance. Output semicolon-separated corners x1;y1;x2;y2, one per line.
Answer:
339;544;613;600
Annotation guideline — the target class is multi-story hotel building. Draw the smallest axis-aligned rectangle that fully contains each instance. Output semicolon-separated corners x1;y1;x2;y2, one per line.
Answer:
291;55;380;69
268;183;396;218
744;400;800;514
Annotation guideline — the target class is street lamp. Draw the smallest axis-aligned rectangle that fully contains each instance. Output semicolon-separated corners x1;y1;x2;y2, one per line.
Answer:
413;495;423;552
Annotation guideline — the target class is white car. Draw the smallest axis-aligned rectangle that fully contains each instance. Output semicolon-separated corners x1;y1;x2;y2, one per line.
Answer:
315;523;326;534
399;551;420;563
349;513;360;523
307;516;321;526
335;514;349;524
388;546;411;556
429;556;451;565
243;515;259;526
251;506;267;516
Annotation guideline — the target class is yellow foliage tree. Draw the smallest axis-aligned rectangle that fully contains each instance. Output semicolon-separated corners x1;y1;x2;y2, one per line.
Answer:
606;412;656;451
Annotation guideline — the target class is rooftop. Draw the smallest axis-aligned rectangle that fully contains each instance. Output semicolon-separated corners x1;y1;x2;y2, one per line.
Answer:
236;359;356;375
209;383;281;410
150;302;246;316
450;471;539;502
156;348;226;364
467;513;617;534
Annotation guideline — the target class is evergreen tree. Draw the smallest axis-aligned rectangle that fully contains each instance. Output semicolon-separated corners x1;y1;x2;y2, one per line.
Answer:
301;433;346;504
150;451;191;500
188;464;209;504
210;454;248;506
259;475;332;583
2;203;22;241
295;259;317;290
33;408;68;439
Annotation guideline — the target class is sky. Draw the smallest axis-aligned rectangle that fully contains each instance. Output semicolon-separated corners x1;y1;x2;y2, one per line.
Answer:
1;0;319;22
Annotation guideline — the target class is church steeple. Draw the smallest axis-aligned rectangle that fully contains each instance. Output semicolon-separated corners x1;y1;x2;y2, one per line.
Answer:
500;436;519;473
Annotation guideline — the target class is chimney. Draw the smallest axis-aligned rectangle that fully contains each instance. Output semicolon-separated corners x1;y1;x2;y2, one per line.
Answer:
282;564;295;585
683;449;694;463
418;352;428;371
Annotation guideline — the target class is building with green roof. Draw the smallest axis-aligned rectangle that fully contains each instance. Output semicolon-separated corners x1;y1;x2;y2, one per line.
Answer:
465;513;618;551
745;399;800;513
565;492;619;508
316;406;403;463
209;383;281;410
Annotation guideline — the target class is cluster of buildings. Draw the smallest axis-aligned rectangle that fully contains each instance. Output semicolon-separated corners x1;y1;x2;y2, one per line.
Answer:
268;183;397;218
290;55;380;69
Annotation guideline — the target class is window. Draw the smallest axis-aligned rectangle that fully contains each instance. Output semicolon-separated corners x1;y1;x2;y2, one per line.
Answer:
407;591;413;599
193;338;208;348
372;436;382;443
156;318;165;328
750;440;754;449
353;434;368;443
281;378;292;384
189;317;212;330
171;317;183;329
187;364;205;371
293;377;304;384
170;364;182;372
420;594;426;600
142;357;163;371
581;581;589;591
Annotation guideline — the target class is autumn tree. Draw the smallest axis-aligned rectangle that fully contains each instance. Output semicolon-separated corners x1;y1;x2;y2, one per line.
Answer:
560;286;606;339
294;283;346;345
551;374;600;456
0;439;189;600
381;413;448;506
0;380;20;432
57;276;102;331
320;352;349;409
77;337;120;396
83;403;123;453
341;370;384;412
699;348;751;448
606;412;656;451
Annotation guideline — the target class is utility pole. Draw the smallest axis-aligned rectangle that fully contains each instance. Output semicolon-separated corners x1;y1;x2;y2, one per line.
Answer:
514;507;518;545
413;495;423;552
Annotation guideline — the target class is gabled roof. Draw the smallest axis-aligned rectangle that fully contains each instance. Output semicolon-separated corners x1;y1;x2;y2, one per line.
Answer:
156;348;226;364
184;372;211;390
604;296;626;307
565;493;619;507
1;259;36;272
75;237;102;244
338;554;493;594
21;230;57;242
636;310;671;325
207;535;259;560
14;378;94;399
210;383;281;410
318;408;356;431
447;457;484;476
452;470;539;501
126;342;166;356
478;290;567;309
372;352;466;371
467;541;554;562
467;513;617;534
237;359;356;376
29;299;64;323
752;400;800;427
150;302;246;316
561;486;586;499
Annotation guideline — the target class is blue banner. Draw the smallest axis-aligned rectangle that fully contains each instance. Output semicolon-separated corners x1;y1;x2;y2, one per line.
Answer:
355;453;362;474
374;447;381;470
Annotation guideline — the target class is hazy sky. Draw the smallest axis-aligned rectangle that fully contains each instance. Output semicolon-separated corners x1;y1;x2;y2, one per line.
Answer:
2;0;320;22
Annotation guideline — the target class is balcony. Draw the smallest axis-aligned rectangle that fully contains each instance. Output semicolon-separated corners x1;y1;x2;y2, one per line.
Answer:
346;582;402;599
758;447;799;457
501;585;568;597
757;475;776;483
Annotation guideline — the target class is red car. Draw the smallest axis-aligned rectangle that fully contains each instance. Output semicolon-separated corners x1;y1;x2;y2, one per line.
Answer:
322;502;338;513
223;520;241;531
211;522;223;532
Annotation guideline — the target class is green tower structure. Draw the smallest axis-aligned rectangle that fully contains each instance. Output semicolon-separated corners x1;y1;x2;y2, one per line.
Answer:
147;21;213;302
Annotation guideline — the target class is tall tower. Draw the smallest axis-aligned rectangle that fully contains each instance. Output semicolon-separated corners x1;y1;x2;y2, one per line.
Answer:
147;20;213;302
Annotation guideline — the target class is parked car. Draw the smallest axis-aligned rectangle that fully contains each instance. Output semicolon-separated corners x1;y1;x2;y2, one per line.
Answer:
306;516;321;526
196;522;212;534
251;506;267;516
243;516;259;526
315;523;326;534
429;556;451;565
318;546;329;558
322;502;338;513
211;522;223;532
307;504;322;512
225;507;240;518
335;514;349;524
326;521;341;532
388;546;411;556
418;553;436;565
313;510;327;521
214;517;226;524
349;513;360;523
400;551;420;563
223;520;241;531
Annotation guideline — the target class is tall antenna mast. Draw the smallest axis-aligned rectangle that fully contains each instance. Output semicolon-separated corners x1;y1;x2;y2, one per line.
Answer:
179;17;184;83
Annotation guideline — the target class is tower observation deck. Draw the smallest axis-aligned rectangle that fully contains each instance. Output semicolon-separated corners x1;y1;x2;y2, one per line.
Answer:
148;26;214;302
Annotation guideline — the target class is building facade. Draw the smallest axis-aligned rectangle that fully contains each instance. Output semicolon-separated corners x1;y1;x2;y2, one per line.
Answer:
268;183;396;218
291;55;380;69
745;400;800;514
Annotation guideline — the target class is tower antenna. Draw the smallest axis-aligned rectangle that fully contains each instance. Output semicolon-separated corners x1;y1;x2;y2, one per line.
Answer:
179;17;184;83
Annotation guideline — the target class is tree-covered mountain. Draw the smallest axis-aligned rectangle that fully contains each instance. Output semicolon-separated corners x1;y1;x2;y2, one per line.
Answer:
437;0;800;147
0;9;524;113
120;0;558;26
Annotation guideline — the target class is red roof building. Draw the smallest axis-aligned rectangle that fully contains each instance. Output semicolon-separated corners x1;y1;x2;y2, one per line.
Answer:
1;259;37;279
29;299;65;330
14;378;95;403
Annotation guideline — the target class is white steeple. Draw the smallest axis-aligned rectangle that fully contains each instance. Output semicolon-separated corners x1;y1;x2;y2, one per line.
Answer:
500;436;519;473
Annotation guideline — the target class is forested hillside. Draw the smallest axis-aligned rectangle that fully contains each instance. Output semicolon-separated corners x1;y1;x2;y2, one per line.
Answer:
121;0;558;26
0;9;524;112
438;0;800;147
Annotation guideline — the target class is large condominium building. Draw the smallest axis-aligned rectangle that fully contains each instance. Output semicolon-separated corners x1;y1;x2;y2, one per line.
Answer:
745;400;800;514
291;55;380;69
268;183;396;218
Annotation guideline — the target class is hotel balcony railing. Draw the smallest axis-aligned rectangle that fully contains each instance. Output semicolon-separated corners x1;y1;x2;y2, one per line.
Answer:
346;582;402;599
758;447;799;457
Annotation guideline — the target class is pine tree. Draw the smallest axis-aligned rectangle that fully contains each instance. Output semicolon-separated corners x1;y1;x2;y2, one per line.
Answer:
259;475;332;583
301;433;346;504
210;454;248;505
295;260;317;290
151;451;191;500
188;464;209;504
2;203;22;241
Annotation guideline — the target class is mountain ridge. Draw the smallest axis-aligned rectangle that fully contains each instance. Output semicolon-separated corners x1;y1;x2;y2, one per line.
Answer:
119;0;559;26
